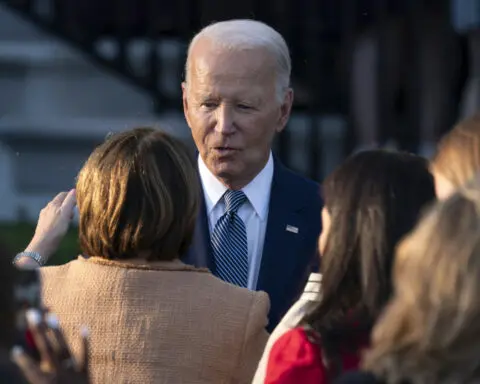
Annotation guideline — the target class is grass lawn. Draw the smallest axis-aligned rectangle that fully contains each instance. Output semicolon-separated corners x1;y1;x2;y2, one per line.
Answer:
0;222;79;265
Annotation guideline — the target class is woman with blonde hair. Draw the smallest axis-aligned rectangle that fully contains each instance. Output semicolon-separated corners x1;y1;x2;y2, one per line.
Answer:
336;182;480;384
14;127;269;384
431;113;480;199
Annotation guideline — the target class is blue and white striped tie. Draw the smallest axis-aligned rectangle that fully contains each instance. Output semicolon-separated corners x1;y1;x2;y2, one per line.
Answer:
211;190;249;287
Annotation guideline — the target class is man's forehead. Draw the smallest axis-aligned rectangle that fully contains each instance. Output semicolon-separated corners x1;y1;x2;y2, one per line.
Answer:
191;85;266;102
188;65;275;101
189;40;275;81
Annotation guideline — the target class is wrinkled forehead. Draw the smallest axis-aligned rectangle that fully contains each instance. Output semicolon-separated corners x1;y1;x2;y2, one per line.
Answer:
187;41;277;93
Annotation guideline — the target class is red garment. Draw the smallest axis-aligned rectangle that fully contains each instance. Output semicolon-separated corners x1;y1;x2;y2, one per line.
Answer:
25;329;35;351
265;327;367;384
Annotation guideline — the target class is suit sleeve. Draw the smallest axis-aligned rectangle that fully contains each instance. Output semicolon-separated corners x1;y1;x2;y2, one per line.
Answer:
236;291;270;383
264;327;325;384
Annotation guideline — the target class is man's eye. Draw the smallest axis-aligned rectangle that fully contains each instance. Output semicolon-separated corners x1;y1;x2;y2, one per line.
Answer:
238;104;252;110
201;102;217;109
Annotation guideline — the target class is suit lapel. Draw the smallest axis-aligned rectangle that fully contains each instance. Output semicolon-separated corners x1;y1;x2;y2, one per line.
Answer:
184;156;313;287
257;161;307;296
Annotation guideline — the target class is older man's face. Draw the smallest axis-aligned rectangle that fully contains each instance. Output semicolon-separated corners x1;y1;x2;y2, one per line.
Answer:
182;39;293;189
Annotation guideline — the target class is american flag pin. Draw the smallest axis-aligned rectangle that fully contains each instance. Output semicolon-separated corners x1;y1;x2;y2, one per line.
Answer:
286;225;299;234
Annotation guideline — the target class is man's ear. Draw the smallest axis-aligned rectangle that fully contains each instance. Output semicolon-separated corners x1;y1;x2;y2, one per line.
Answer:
276;88;294;133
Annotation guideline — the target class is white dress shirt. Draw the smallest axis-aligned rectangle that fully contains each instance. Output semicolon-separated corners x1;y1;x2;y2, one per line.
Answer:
198;153;274;290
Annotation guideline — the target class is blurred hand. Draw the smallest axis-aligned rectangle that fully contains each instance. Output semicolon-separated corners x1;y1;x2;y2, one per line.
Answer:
25;190;77;262
12;309;90;384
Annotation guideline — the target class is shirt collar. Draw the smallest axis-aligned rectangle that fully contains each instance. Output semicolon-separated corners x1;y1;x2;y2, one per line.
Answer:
198;153;274;221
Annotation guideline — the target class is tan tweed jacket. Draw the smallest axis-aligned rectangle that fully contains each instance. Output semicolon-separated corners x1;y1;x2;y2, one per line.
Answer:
40;257;270;384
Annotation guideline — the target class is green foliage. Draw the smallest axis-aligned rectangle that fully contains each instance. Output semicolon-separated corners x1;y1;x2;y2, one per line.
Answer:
0;222;79;265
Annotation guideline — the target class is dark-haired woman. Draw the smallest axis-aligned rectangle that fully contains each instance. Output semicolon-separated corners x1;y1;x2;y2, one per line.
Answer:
259;150;436;383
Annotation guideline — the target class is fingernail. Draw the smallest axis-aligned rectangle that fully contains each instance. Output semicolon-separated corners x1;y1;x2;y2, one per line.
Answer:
25;309;42;326
80;325;89;338
46;313;59;329
11;346;24;359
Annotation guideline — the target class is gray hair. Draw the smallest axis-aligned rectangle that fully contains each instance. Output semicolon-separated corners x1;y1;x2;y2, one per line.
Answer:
185;19;291;103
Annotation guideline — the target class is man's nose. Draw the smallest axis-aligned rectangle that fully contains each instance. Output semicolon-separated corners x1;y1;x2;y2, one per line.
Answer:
214;105;236;135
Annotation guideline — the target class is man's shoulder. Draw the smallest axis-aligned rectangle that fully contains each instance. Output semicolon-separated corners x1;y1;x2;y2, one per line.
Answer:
274;161;321;201
283;167;319;189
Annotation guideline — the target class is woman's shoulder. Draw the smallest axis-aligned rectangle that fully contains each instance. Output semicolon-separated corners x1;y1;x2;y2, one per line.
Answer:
42;256;212;277
280;326;320;344
264;327;325;383
271;327;322;362
202;274;270;307
40;258;79;276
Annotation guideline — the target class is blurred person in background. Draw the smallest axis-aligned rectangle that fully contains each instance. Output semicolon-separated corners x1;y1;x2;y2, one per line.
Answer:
11;309;90;384
181;19;322;332
256;150;436;383
452;0;480;117
14;128;269;384
337;180;480;384
430;113;480;199
0;241;29;382
351;0;460;156
0;241;88;383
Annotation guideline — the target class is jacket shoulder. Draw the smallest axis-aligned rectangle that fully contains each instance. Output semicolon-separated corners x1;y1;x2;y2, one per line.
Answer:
200;274;267;307
277;164;322;207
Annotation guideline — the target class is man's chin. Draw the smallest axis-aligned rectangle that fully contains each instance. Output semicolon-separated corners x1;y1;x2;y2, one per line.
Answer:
213;164;236;178
210;161;241;182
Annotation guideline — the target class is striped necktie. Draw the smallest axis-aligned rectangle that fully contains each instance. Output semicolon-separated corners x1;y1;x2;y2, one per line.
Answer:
211;190;249;287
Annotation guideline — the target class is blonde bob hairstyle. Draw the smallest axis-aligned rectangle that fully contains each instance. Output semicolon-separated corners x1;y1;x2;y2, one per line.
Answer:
431;114;480;189
76;127;199;261
363;181;480;384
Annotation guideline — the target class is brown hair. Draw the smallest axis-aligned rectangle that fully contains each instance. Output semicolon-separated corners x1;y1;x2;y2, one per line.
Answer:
431;114;480;188
301;150;435;377
363;181;480;383
76;128;199;261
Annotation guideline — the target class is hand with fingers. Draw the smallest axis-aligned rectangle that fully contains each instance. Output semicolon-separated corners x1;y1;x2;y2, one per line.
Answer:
11;309;90;384
17;190;77;268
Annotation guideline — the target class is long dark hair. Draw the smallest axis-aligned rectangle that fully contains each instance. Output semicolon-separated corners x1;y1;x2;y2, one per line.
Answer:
302;150;436;376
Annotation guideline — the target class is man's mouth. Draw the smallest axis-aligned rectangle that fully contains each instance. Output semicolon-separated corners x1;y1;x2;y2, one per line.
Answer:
214;147;238;152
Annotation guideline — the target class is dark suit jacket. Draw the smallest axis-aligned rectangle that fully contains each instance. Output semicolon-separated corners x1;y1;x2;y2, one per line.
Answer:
182;158;322;331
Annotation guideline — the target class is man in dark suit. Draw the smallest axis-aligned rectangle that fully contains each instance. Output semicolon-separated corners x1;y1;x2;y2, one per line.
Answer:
181;19;322;331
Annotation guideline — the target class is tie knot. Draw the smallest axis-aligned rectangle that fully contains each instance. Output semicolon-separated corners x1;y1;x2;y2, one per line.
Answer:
224;190;247;213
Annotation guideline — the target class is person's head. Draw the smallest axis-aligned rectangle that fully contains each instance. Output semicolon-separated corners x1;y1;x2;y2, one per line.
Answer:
304;151;435;340
363;181;480;383
431;114;480;200
182;19;294;190
76;127;200;261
